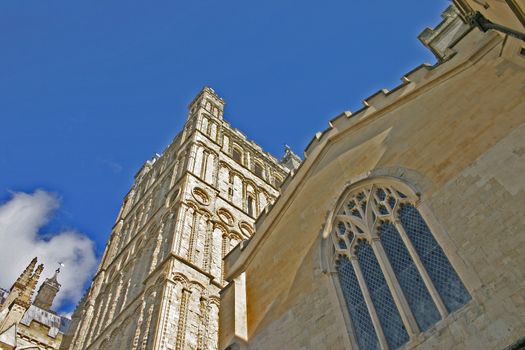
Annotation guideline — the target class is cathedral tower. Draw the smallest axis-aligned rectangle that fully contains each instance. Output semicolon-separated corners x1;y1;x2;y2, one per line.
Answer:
61;87;291;350
34;268;62;311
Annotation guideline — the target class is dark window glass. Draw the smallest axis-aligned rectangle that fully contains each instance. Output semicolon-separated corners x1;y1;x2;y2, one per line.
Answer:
247;197;254;216
337;255;380;350
399;204;471;312
254;163;263;177
356;241;409;349
232;148;242;164
379;222;440;331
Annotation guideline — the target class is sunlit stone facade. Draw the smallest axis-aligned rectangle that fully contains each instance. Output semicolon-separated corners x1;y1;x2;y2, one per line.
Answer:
60;87;292;350
63;2;525;349
220;4;525;350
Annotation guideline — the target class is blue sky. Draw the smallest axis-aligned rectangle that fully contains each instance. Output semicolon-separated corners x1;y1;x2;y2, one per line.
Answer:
0;0;449;313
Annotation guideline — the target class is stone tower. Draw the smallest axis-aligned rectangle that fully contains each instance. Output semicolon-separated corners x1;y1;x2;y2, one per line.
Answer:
61;87;291;350
34;268;62;310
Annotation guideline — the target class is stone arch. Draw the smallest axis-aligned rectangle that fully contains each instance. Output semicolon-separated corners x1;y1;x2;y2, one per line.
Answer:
321;175;472;350
171;273;190;288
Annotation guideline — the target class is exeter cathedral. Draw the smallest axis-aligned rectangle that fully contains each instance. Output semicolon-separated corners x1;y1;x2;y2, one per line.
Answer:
55;1;525;349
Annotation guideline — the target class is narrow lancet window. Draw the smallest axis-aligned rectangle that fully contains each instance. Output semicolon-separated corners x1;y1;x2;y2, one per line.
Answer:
336;255;379;350
398;204;471;313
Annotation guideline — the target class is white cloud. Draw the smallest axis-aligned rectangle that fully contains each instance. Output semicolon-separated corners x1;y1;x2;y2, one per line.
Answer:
0;190;97;312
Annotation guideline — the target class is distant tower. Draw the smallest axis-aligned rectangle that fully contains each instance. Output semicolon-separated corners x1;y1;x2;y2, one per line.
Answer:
34;268;62;311
280;144;302;172
61;87;293;350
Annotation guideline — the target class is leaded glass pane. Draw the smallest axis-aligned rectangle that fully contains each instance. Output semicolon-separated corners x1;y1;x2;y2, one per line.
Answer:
377;188;387;201
379;222;440;331
399;204;471;312
356;242;409;349
336;256;379;350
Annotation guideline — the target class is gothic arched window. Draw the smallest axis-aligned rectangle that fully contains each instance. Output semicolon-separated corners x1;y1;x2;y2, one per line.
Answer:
330;180;470;349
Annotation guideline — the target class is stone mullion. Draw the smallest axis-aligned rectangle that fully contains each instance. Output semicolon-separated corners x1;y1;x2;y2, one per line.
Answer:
175;288;191;349
350;257;389;350
221;234;230;284
188;211;200;262
197;298;210;350
254;188;260;216
370;239;420;338
212;154;219;188
201;151;209;180
175;205;190;255
203;220;213;272
393;219;448;318
155;283;174;350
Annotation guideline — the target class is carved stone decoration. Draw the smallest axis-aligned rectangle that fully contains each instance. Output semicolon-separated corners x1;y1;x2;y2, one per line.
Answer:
192;187;210;206
239;221;254;237
217;208;234;227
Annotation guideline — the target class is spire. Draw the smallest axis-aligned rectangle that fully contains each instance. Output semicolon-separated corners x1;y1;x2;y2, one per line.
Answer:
280;145;302;171
18;264;43;308
0;259;43;333
34;266;62;311
11;257;37;292
188;86;226;120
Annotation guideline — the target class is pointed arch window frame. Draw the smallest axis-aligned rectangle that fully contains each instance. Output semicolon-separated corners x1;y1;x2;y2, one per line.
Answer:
322;177;472;350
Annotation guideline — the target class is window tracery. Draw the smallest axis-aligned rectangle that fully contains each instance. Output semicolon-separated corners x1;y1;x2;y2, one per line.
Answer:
330;181;470;349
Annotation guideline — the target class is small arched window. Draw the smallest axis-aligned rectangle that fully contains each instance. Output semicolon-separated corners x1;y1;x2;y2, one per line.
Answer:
232;147;243;165
254;162;264;178
247;196;255;217
329;180;470;349
201;116;209;134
